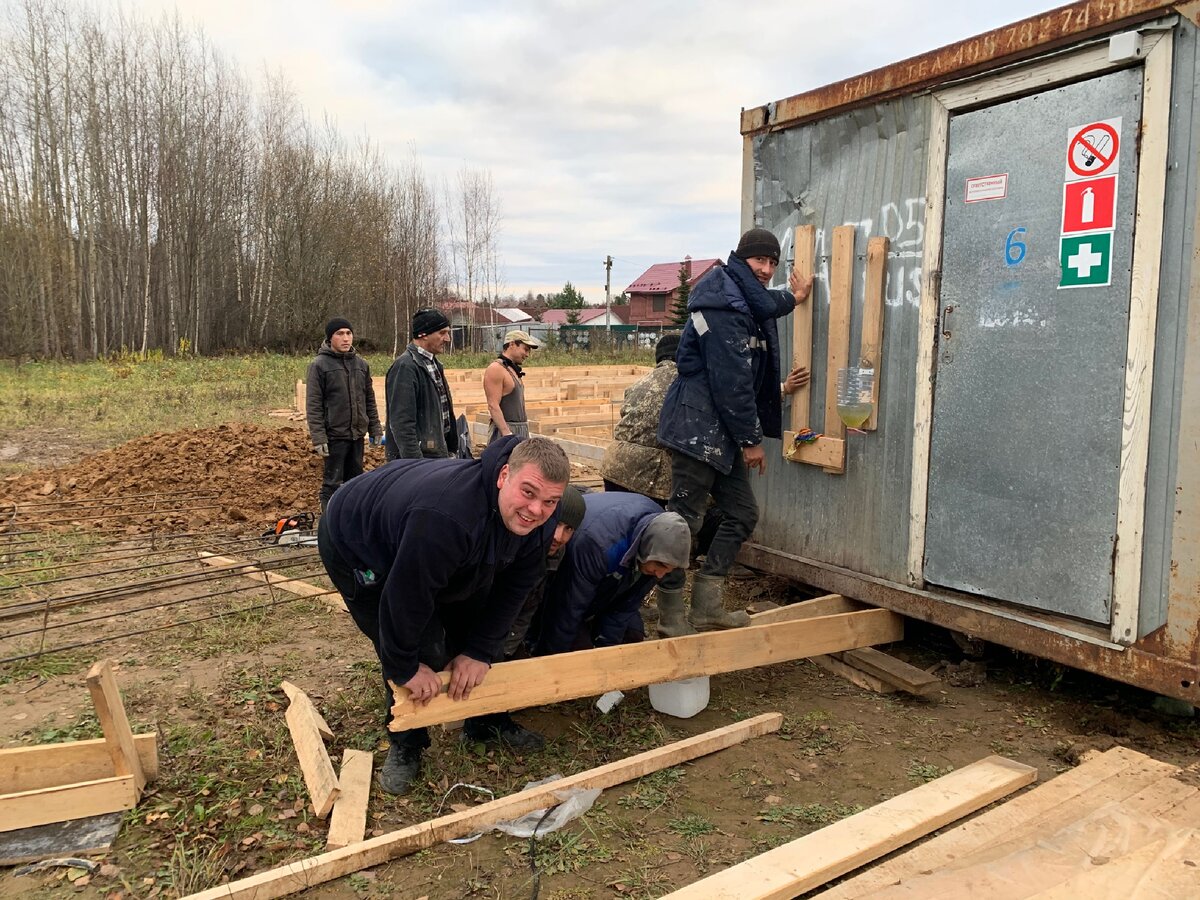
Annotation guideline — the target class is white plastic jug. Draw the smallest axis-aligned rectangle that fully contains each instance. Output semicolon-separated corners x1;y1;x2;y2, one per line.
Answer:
649;676;710;718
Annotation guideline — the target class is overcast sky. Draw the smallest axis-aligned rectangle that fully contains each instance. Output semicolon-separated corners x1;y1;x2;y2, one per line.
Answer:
124;0;1065;304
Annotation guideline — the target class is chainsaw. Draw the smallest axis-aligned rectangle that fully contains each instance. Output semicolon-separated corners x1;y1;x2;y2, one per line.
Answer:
262;512;316;545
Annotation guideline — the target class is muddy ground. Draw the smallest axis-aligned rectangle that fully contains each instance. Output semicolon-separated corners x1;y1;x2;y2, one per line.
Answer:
1;427;1198;899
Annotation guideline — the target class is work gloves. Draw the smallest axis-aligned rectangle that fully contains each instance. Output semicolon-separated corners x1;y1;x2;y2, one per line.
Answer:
313;443;329;457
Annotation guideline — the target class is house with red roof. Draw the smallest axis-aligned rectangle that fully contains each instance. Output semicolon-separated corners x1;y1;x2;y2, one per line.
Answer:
624;256;720;325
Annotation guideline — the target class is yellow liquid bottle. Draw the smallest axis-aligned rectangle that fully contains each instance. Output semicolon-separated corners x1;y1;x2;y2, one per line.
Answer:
837;403;873;428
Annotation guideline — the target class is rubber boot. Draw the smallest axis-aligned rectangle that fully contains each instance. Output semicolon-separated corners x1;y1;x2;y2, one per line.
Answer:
379;745;422;795
688;573;750;630
656;587;696;638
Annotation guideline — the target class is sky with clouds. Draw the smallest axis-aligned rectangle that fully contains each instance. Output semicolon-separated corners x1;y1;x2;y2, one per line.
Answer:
123;0;1066;304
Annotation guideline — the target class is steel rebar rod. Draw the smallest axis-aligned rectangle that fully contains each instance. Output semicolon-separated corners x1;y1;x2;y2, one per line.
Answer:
10;489;216;509
27;503;226;527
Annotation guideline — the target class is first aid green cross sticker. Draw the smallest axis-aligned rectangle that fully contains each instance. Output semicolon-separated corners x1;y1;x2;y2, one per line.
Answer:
1059;232;1113;289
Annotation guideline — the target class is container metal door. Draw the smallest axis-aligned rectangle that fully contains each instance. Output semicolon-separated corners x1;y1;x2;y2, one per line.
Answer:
923;68;1143;623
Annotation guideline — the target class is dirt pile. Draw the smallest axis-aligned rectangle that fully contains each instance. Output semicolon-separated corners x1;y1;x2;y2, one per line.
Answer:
0;424;363;533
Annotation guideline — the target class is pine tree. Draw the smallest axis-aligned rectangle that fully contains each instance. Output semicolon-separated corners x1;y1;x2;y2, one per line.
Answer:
670;258;692;325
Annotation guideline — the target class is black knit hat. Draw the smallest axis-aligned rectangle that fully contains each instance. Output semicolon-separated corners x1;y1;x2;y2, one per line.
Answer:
325;317;353;341
655;333;681;364
412;307;450;338
557;485;586;531
735;228;781;262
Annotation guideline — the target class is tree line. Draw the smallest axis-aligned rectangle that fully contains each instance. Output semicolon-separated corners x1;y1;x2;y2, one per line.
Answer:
0;0;500;359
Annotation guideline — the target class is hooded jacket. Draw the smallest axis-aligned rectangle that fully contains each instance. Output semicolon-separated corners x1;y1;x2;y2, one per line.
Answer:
533;491;665;655
656;252;794;474
321;436;547;684
384;345;458;460
305;342;382;445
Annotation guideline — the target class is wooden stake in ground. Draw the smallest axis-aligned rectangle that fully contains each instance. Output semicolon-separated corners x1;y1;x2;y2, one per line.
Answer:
181;713;784;900
661;755;1037;899
283;688;340;818
390;609;902;730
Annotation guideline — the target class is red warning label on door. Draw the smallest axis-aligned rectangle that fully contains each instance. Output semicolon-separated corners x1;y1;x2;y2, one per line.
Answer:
1065;118;1121;181
1061;175;1117;234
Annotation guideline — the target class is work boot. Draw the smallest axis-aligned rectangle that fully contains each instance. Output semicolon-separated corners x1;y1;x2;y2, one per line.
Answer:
379;745;422;795
656;587;696;638
461;712;546;752
689;573;751;630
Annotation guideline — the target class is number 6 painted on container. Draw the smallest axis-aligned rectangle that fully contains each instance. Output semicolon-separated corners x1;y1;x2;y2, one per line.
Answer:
1005;227;1027;267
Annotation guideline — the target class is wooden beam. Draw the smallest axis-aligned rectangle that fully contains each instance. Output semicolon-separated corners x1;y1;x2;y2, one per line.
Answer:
0;776;138;833
661;755;1036;899
783;433;845;473
390;610;903;730
811;654;895;693
279;681;334;741
790;225;816;436
0;733;158;794
861;236;888;430
284;691;340;819
326;749;372;850
86;660;146;795
181;713;783;900
198;552;346;613
837;648;940;696
748;594;864;626
824;225;855;446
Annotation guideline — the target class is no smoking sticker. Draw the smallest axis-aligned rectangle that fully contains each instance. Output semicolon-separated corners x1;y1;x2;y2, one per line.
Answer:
1065;117;1121;181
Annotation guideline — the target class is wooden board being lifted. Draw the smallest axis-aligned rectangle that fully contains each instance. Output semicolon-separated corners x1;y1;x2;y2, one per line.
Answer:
181;713;783;900
390;609;903;730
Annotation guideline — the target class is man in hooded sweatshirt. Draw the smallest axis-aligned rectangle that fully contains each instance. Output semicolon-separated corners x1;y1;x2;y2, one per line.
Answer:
317;435;571;795
305;317;383;511
531;491;691;656
655;228;812;636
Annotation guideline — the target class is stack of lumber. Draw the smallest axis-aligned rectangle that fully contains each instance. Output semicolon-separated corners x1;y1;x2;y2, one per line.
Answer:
812;745;1200;898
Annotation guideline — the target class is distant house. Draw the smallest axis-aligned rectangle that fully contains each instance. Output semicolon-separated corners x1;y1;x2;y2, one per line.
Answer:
538;307;626;327
625;256;720;326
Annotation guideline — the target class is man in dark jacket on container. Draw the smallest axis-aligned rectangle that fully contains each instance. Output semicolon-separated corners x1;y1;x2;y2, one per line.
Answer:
385;307;458;460
305;317;383;512
317;435;570;795
656;228;812;636
532;491;690;656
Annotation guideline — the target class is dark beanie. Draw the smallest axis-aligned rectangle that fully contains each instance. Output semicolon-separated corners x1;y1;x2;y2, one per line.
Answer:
735;227;780;262
557;485;586;531
655;333;681;364
412;307;451;338
325;317;352;341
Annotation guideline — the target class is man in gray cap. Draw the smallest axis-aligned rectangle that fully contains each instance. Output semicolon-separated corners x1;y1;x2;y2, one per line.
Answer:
656;227;812;636
485;329;540;444
532;492;690;655
385;307;457;460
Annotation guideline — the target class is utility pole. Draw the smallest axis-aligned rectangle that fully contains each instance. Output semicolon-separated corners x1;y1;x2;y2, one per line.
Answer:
604;255;613;333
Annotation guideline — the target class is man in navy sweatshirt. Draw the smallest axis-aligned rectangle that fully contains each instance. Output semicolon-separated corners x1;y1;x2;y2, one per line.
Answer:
317;435;571;795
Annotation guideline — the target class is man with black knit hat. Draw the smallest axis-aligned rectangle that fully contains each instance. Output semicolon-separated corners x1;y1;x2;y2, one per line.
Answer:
655;227;812;636
461;483;587;750
305;318;383;511
385;307;458;460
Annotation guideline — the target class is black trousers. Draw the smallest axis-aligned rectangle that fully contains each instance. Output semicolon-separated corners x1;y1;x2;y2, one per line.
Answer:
318;516;442;751
319;438;364;511
659;449;759;592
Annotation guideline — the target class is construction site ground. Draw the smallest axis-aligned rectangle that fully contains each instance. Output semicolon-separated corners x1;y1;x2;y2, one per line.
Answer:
2;415;1199;897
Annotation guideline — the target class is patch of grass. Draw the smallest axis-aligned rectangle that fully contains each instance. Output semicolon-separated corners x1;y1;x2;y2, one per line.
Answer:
757;801;863;827
33;710;102;743
668;814;716;837
606;863;671;899
165;837;230;895
0;650;88;685
908;759;954;783
529;829;614;874
617;766;686;811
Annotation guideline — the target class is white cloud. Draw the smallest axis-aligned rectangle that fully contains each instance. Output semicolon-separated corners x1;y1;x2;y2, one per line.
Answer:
120;0;1065;300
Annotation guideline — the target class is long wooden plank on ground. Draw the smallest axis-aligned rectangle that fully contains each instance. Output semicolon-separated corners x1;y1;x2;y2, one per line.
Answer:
814;746;1176;898
1028;829;1200;898
280;681;334;741
836;648;940;696
389;610;903;730
86;659;146;794
662;755;1036;899
326;749;373;850
284;691;340;819
181;713;783;900
811;653;895;694
0;733;158;794
0;776;138;833
197;552;346;612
